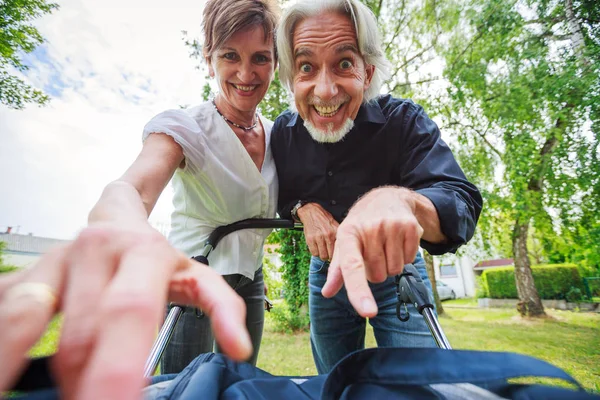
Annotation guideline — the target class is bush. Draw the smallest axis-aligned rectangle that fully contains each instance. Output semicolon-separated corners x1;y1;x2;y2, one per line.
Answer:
583;277;600;298
273;230;311;318
481;264;586;300
475;275;489;298
0;265;19;274
266;301;310;333
565;287;588;303
263;257;283;300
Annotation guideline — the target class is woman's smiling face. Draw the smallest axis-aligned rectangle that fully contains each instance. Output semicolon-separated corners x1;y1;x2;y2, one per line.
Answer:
208;26;276;114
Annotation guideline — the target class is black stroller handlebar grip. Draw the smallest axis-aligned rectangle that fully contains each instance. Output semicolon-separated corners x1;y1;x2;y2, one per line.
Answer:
192;255;209;265
205;218;297;249
397;264;452;350
398;264;434;313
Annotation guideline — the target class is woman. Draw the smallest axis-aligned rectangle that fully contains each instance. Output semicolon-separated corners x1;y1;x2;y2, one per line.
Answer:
142;0;280;372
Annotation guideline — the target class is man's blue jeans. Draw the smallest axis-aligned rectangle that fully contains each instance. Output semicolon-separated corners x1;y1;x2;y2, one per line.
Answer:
309;253;436;374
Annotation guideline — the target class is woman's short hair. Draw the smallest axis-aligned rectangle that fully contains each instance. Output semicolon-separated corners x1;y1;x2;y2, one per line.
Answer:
276;0;391;102
202;0;280;60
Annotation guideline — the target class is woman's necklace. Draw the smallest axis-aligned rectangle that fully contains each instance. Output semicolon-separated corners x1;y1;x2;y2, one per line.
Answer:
212;99;258;131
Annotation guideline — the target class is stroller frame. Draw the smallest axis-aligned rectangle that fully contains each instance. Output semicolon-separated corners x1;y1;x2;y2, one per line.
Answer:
143;218;451;378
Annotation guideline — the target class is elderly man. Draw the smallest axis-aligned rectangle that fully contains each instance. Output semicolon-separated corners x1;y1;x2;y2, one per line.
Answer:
271;0;483;373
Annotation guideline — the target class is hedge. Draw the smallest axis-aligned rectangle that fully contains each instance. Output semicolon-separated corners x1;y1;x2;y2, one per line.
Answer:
0;265;19;274
481;264;586;300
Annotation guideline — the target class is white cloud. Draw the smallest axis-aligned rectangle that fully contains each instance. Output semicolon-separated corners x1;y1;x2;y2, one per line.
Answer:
0;0;208;239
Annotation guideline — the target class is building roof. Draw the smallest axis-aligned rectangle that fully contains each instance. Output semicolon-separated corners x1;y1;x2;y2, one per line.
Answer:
0;233;70;255
474;258;514;270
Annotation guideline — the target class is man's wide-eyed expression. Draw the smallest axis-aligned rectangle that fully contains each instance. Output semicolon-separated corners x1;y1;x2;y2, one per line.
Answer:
292;12;374;142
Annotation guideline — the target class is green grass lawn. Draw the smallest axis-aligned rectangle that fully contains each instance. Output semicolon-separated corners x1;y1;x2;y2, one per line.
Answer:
259;307;600;392
29;317;62;358
28;307;599;392
443;297;478;307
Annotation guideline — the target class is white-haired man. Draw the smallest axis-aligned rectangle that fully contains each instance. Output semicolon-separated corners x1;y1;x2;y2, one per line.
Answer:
271;0;483;373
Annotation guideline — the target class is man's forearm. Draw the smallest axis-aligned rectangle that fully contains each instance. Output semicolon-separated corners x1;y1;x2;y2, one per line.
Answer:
358;186;447;244
409;190;447;244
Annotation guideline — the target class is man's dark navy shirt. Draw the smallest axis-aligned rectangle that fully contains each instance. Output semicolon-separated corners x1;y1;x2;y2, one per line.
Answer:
271;95;483;255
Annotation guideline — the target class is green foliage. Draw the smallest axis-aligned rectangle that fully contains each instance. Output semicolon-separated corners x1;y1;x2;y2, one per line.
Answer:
482;264;586;300
267;301;310;333
583;277;600;298
565;287;587;303
0;241;5;266
362;0;461;104
0;265;19;274
272;229;311;319
263;256;283;300
0;242;18;272
201;80;211;102
257;70;289;121
0;0;58;109
429;0;600;310
475;275;489;298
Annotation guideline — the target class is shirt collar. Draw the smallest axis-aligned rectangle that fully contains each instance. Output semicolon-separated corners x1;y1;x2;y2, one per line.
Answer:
286;112;300;127
285;99;386;127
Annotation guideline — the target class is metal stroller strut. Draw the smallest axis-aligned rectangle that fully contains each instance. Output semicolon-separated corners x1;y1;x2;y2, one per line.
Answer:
396;264;452;350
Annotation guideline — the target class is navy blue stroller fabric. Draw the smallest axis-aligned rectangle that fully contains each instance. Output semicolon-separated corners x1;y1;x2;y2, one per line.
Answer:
14;348;600;399
149;348;598;400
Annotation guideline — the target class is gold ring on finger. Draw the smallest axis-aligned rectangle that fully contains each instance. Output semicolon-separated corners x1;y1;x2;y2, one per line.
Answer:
3;282;58;309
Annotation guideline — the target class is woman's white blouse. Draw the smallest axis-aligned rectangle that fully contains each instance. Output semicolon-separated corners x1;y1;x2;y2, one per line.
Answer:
142;101;278;279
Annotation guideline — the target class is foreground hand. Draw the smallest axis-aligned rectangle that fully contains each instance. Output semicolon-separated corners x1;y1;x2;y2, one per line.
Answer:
322;188;423;317
297;203;339;261
0;223;251;400
0;248;66;393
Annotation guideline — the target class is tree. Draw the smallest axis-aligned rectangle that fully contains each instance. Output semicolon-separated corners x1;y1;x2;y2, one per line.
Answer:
434;0;599;316
0;0;58;109
424;251;445;314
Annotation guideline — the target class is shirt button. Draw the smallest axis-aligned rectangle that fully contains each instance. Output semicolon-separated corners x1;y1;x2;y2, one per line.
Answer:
331;200;337;205
327;170;333;177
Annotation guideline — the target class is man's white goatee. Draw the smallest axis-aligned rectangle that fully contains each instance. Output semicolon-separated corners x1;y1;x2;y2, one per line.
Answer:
304;118;355;143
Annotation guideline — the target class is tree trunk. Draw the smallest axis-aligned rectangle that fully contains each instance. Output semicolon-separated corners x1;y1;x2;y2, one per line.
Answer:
423;251;444;315
512;220;545;317
565;0;586;60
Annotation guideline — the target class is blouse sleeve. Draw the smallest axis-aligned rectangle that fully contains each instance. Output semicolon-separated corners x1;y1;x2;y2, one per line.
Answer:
142;109;205;170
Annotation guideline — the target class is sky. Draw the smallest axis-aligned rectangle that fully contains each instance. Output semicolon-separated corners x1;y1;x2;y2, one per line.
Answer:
0;0;210;239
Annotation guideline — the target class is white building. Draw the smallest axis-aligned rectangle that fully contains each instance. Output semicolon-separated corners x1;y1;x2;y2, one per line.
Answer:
432;254;515;298
1;229;70;268
433;255;478;298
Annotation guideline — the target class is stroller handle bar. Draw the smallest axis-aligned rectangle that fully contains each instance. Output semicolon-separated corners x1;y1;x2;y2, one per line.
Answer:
144;218;451;378
144;219;301;377
204;218;302;250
